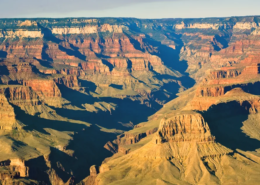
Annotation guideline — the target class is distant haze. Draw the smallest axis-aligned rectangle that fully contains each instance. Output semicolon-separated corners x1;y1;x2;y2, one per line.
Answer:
1;0;260;19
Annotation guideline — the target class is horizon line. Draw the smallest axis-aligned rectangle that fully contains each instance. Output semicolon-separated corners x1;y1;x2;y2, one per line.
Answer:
0;14;260;21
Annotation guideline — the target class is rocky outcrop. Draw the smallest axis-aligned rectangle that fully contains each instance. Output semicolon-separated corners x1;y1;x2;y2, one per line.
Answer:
0;94;16;130
233;22;258;30
18;20;37;27
0;85;41;106
0;29;43;38
0;158;29;182
79;165;98;185
116;133;146;145
51;24;127;35
251;28;260;35
174;22;220;29
9;159;29;177
206;69;242;80
23;79;61;98
0;62;40;83
80;60;110;74
184;97;219;111
23;79;61;106
115;127;158;146
196;85;226;97
240;63;260;76
155;112;215;144
55;75;79;88
103;141;117;154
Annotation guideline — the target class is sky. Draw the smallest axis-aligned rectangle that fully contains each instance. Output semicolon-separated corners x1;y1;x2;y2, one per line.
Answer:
0;0;260;19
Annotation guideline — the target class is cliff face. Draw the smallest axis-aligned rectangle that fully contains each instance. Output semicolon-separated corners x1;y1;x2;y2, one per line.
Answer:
23;79;61;98
55;75;79;88
9;159;29;177
0;158;31;184
51;24;126;35
0;30;43;38
0;86;41;106
0;94;16;130
156;112;214;143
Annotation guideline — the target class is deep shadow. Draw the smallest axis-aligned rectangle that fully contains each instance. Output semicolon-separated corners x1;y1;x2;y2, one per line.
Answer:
124;32;145;52
201;101;260;151
65;125;113;183
13;104;89;135
53;84;157;130
212;42;221;51
109;84;123;90
38;23;86;61
68;43;87;61
38;23;61;44
151;81;179;106
95;52;111;59
234;82;260;95
41;43;53;62
213;33;231;51
212;34;230;51
6;80;20;85
221;82;260;96
57;84;97;108
12;104;116;183
127;59;132;72
142;33;195;90
34;58;53;69
0;65;9;75
78;79;97;94
26;156;51;184
101;59;114;71
58;45;86;61
30;63;50;78
143;34;186;72
0;50;7;58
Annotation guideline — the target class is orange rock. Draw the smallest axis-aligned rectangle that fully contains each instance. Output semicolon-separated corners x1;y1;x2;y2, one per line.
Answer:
23;79;61;98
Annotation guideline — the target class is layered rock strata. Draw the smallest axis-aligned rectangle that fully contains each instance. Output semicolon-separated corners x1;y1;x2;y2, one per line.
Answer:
0;94;16;130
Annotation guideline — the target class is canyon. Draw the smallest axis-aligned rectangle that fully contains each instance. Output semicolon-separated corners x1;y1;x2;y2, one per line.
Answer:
0;16;260;184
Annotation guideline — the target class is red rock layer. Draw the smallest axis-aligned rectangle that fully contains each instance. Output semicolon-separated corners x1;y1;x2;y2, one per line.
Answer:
55;75;79;88
0;39;43;59
23;79;61;98
40;34;164;76
0;86;40;106
0;61;38;83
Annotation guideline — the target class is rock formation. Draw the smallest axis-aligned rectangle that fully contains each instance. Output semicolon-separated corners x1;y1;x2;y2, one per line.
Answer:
155;112;214;144
0;94;16;130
